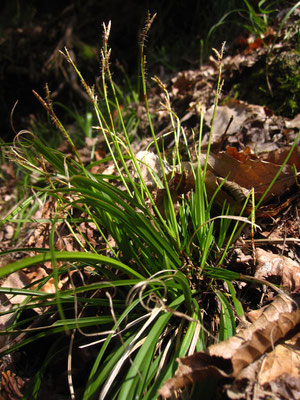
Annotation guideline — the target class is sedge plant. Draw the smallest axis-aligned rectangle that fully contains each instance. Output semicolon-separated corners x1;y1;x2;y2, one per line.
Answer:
1;13;296;400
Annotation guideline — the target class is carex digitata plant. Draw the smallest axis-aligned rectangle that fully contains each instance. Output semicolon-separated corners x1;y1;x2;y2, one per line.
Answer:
1;12;288;400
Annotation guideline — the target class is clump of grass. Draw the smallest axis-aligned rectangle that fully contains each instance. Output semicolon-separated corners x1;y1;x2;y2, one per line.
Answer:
0;14;270;400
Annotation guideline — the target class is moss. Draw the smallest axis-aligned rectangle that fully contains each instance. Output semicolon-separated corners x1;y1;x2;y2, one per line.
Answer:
229;51;300;118
270;51;300;117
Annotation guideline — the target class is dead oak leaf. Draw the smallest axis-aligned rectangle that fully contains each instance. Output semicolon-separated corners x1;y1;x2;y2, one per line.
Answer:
159;294;300;398
204;151;296;202
204;99;267;143
226;332;300;400
259;332;300;386
260;145;300;171
133;150;296;213
255;248;300;291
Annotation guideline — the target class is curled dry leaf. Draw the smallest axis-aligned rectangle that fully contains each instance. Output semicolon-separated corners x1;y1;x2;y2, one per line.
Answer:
159;294;300;398
183;151;295;211
204;170;252;213
133;150;296;213
259;331;300;387
202;151;296;202
255;248;300;291
155;167;253;215
226;331;300;400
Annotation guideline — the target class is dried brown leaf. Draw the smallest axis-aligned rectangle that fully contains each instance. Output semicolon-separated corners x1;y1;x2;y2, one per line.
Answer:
0;271;31;348
260;145;300;171
159;294;300;398
259;332;300;385
204;99;266;142
203;151;295;202
0;271;30;306
133;149;295;208
227;332;300;400
255;248;300;291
